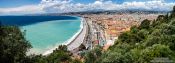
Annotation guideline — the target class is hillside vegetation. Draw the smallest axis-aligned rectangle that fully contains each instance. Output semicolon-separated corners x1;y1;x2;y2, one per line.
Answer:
83;6;175;63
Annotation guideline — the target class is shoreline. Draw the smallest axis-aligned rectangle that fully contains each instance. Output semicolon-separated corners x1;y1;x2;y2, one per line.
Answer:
66;17;84;46
67;18;87;51
42;17;86;55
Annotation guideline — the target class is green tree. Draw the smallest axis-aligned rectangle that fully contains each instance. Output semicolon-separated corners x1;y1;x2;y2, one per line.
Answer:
130;44;172;63
156;15;164;21
130;25;139;34
46;45;72;63
72;59;82;63
0;26;31;63
101;43;132;63
170;6;175;18
139;19;151;29
164;13;170;23
26;54;47;63
84;46;102;63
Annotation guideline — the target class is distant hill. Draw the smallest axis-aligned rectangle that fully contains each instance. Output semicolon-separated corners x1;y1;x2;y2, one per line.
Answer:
27;10;169;16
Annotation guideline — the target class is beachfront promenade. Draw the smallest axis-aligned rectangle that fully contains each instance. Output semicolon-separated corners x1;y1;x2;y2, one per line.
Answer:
67;18;87;51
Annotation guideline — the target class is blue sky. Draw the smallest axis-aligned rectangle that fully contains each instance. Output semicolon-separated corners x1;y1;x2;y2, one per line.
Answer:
0;0;40;8
0;0;175;15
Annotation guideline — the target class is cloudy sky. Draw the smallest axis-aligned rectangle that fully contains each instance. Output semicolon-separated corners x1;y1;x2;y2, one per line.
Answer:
0;0;175;15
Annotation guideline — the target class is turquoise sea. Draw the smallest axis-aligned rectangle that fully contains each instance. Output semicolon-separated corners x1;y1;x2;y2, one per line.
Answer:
0;16;81;54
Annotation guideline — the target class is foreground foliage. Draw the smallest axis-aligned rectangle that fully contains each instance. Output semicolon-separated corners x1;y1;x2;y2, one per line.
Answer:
0;25;31;63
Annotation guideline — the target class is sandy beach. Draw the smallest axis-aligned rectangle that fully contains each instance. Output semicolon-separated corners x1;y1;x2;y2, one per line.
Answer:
67;18;87;51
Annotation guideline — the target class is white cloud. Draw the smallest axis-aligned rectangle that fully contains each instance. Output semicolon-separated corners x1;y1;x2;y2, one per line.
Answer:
40;0;175;13
0;5;44;15
0;0;174;15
